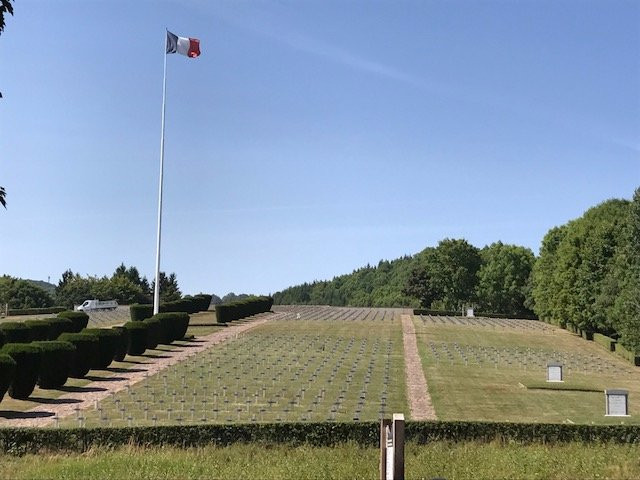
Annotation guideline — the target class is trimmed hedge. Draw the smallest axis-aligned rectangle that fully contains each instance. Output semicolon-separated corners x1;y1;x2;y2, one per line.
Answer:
614;343;640;366
81;329;120;369
594;333;617;352
0;322;31;344
5;420;640;455
6;306;65;316
123;322;148;356
0;354;17;403
130;304;154;322
143;318;161;350
58;333;99;378
0;330;5;349
24;319;52;342
32;341;75;389
152;312;190;342
57;311;90;333
112;326;129;362
215;296;273;324
0;343;42;399
194;294;212;312
46;317;74;340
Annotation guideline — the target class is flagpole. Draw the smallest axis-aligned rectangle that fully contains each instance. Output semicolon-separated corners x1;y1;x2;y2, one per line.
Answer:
153;34;168;315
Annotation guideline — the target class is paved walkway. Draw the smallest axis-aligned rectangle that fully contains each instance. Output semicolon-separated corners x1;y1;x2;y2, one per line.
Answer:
401;313;437;420
0;314;274;428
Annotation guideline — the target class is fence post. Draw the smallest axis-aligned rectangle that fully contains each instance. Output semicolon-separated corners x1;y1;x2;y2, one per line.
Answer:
392;413;405;480
380;418;391;480
380;414;405;480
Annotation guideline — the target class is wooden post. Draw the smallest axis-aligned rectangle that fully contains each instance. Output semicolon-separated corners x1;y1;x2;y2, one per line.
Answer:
392;413;405;480
380;418;391;480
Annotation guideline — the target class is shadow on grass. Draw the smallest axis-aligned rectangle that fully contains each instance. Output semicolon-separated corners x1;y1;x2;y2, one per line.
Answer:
103;367;148;374
118;360;153;365
56;385;107;394
26;397;82;405
84;375;127;382
0;410;55;420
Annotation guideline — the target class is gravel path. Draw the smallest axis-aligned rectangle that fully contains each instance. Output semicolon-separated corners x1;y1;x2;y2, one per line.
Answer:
0;314;274;428
401;313;437;420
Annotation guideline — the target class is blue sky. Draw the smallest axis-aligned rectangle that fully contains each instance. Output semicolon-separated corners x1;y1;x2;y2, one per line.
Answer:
1;0;638;297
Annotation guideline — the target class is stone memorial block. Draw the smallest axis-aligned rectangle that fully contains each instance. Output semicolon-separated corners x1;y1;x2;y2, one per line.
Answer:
605;389;629;417
547;362;563;382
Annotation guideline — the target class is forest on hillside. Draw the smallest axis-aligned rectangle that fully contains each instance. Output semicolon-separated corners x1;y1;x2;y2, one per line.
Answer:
274;188;640;351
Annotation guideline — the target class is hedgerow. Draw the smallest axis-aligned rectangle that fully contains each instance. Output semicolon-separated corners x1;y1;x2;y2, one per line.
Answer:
31;341;76;389
123;322;148;356
81;329;120;369
3;421;640;455
129;304;154;322
24;320;52;342
142;318;161;350
0;322;31;344
57;311;90;333
58;333;99;378
215;296;273;323
6;306;65;316
0;354;16;403
112;326;129;362
0;343;42;399
46;317;74;340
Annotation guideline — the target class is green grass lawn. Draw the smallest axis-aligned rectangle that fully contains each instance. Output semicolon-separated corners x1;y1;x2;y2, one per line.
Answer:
415;315;640;424
2;441;640;479
59;311;407;427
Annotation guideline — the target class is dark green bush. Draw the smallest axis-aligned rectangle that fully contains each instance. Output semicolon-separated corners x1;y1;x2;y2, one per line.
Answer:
193;294;212;312
81;329;120;369
215;296;272;323
142;318;161;349
24;319;52;342
31;341;76;389
6;306;66;316
0;329;5;349
151;312;190;342
0;343;42;399
112;326;129;362
0;354;17;403
0;322;31;344
58;333;99;378
150;313;173;344
123;322;148;356
129;304;154;322
46;317;75;340
57;311;90;333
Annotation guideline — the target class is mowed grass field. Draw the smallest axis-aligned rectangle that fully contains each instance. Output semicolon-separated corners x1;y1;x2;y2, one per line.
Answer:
415;315;640;424
58;307;407;427
2;441;640;480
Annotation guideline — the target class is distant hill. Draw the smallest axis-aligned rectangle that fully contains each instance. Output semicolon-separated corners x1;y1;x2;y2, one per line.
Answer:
273;256;419;308
25;279;56;297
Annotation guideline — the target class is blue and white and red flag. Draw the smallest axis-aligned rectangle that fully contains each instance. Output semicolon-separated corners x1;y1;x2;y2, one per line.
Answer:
166;31;201;58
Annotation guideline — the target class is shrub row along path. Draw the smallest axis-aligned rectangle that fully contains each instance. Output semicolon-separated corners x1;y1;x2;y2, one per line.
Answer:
1;313;274;428
401;313;436;420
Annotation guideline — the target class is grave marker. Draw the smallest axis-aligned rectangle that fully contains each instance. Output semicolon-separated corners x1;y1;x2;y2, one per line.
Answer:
605;389;629;417
547;362;564;382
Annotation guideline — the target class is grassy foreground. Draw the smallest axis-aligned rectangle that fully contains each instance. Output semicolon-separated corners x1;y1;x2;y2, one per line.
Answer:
1;441;640;479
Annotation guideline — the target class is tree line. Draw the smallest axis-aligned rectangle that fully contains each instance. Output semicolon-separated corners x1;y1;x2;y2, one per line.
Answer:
275;188;640;350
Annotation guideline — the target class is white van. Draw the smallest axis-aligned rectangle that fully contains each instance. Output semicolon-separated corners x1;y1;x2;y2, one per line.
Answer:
76;299;118;311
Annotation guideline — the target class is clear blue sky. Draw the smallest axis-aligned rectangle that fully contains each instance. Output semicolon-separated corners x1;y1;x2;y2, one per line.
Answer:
1;0;638;297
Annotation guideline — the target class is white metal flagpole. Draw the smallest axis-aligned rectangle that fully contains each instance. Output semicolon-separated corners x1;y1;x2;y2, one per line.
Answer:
153;33;169;315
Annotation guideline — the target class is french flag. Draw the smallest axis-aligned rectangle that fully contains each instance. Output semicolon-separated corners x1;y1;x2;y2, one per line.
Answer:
166;31;201;58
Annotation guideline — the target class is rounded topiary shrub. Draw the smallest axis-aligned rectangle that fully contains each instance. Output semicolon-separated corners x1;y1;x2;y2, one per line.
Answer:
123;322;148;356
194;294;212;312
24;319;52;342
0;354;17;403
143;318;161;349
58;332;99;378
130;304;154;322
47;317;75;340
0;322;32;344
57;310;90;333
150;313;175;344
0;343;42;399
32;341;76;389
81;328;120;369
172;312;190;341
112;326;129;362
0;329;5;349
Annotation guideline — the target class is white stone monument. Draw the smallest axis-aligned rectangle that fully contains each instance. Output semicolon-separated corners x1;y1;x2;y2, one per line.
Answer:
466;308;474;317
605;389;629;417
547;362;563;382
